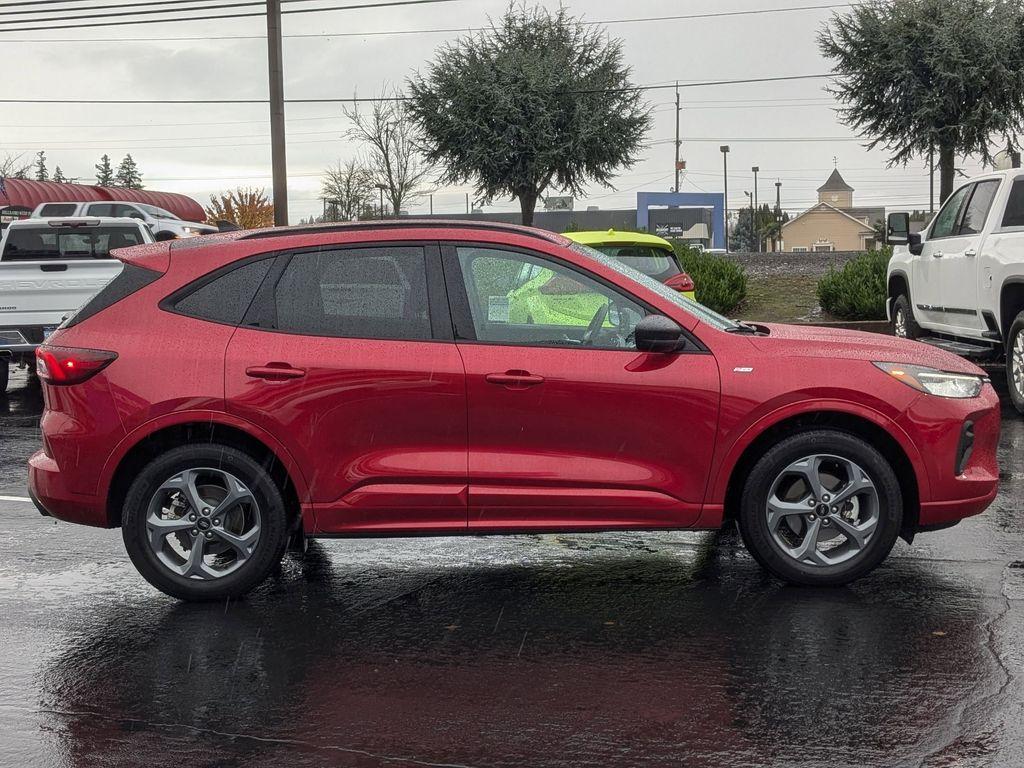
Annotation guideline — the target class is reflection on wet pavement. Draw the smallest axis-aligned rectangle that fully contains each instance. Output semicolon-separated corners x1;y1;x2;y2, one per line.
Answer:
1;370;1023;767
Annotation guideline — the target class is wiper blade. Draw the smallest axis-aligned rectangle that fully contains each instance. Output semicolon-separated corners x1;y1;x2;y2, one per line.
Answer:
725;320;760;334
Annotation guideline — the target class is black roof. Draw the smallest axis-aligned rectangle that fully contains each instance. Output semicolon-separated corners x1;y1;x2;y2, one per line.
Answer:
817;169;854;193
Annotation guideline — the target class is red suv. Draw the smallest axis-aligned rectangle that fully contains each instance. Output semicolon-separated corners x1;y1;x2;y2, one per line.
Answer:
28;222;1001;601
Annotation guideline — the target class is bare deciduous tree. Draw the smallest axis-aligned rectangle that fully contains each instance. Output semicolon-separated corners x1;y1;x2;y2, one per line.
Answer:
1;153;31;179
343;91;431;216
321;158;375;221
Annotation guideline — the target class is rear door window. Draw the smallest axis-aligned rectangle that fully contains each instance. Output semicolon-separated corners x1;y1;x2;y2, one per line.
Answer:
1001;178;1024;229
86;203;115;217
273;246;432;340
1;225;146;261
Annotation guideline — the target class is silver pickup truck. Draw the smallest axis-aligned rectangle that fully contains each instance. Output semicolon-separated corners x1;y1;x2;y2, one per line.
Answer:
0;217;152;393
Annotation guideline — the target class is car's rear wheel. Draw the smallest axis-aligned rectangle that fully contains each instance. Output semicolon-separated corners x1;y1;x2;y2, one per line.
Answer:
892;295;921;340
122;444;289;601
1007;311;1024;416
737;430;902;586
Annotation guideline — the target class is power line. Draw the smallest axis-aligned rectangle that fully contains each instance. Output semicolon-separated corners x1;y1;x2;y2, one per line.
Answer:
0;0;284;19
0;73;833;105
0;1;856;38
0;0;462;32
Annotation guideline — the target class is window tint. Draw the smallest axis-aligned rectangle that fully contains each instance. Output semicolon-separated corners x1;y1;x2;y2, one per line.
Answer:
40;203;77;217
174;258;273;325
87;204;115;217
1;225;144;261
958;180;999;235
930;184;972;238
274;247;431;340
1002;178;1024;228
456;246;646;349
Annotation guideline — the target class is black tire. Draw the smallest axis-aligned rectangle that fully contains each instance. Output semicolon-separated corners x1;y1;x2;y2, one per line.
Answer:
892;294;921;340
122;444;289;601
737;430;903;586
1007;311;1024;416
0;359;8;395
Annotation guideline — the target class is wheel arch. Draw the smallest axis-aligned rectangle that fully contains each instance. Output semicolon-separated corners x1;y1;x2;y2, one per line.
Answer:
888;270;910;302
719;409;923;542
103;414;310;531
999;277;1024;342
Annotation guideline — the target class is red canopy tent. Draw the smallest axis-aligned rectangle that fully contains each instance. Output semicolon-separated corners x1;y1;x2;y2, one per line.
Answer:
0;178;206;223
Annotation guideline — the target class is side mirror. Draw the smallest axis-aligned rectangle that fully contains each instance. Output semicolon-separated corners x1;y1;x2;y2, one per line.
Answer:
635;314;684;353
886;212;910;245
908;232;924;256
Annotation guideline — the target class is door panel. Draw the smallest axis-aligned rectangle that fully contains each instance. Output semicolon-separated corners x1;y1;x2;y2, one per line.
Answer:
937;180;998;334
917;184;973;332
446;244;721;531
225;244;468;534
458;344;720;530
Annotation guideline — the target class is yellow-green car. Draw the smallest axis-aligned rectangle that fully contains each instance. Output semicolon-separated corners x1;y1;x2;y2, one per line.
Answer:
564;230;696;300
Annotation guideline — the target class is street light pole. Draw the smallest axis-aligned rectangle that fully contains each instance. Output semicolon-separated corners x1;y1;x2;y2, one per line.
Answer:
266;0;288;226
751;166;760;253
775;180;782;252
720;145;730;252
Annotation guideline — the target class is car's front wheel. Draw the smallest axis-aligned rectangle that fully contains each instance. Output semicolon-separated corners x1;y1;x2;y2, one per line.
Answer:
1007;311;1024;416
122;444;290;601
738;430;903;586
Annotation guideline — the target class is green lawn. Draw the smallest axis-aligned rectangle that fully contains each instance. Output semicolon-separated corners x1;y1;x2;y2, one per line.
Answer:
735;273;822;324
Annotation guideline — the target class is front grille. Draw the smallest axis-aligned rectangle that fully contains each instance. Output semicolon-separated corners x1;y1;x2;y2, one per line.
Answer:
955;420;975;476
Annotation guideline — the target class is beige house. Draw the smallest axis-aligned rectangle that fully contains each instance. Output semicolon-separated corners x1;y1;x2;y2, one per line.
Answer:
777;169;883;252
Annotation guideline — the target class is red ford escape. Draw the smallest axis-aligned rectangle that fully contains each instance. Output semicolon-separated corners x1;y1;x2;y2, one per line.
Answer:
28;222;1001;601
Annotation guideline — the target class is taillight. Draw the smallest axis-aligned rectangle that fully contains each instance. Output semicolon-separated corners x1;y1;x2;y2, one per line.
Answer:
665;272;695;293
35;345;117;385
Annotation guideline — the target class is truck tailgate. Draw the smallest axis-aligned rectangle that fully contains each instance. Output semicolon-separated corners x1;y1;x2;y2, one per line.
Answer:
0;260;123;327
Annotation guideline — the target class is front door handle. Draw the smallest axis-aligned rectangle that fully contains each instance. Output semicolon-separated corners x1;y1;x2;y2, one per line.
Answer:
932;251;944;258
965;249;977;258
485;370;545;388
246;363;306;381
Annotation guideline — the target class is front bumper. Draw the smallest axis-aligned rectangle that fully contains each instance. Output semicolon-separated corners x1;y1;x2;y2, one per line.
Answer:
899;383;1001;527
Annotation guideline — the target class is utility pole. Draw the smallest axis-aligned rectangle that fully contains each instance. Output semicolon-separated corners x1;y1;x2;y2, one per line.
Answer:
774;180;782;253
752;166;760;253
266;0;288;226
674;82;681;193
720;145;730;251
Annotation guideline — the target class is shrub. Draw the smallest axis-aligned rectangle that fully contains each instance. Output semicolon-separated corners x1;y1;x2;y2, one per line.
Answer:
816;247;891;320
672;244;748;315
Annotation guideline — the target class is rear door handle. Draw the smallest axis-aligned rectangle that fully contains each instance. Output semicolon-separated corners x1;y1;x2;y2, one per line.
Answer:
246;364;306;380
485;370;545;388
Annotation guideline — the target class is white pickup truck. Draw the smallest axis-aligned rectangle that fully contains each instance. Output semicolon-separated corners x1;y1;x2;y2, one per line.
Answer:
32;201;216;240
886;168;1024;414
0;217;153;393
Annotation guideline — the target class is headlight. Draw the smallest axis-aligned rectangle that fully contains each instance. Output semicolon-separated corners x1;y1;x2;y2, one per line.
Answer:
873;362;986;398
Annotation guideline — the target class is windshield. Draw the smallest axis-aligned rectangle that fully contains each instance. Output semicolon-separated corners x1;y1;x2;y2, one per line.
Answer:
137;203;179;219
1;225;146;261
593;244;681;281
570;243;741;332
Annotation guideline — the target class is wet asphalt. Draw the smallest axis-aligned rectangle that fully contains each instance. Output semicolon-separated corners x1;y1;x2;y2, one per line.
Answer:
1;365;1024;768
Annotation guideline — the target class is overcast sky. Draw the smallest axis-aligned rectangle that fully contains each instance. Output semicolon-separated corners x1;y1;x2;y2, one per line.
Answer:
1;0;991;222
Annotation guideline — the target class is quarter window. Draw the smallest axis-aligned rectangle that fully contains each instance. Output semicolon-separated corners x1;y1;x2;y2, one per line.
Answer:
455;246;646;349
930;184;972;239
174;258;274;325
958;180;999;235
273;247;432;340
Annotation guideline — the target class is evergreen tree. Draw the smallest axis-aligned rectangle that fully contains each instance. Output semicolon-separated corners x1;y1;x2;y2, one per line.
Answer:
52;166;67;184
115;154;144;189
33;151;48;182
95;154;114;186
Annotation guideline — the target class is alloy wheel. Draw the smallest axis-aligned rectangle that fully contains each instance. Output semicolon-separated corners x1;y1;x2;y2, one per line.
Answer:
145;467;262;580
894;308;907;338
765;454;879;567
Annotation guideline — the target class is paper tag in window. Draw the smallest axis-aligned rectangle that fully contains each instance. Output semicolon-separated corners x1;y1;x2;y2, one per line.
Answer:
488;296;510;323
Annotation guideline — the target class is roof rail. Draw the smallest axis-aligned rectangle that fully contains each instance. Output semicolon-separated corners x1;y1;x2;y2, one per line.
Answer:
236;218;567;244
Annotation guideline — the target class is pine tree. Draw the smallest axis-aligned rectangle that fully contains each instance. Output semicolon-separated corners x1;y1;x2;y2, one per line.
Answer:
34;151;48;182
52;166;67;184
115;154;144;189
95;154;114;186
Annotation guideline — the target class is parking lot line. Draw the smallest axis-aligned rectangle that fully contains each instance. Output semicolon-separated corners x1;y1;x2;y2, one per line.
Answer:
0;495;32;503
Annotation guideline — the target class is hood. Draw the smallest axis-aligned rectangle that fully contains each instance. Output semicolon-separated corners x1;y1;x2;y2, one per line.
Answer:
748;322;986;376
